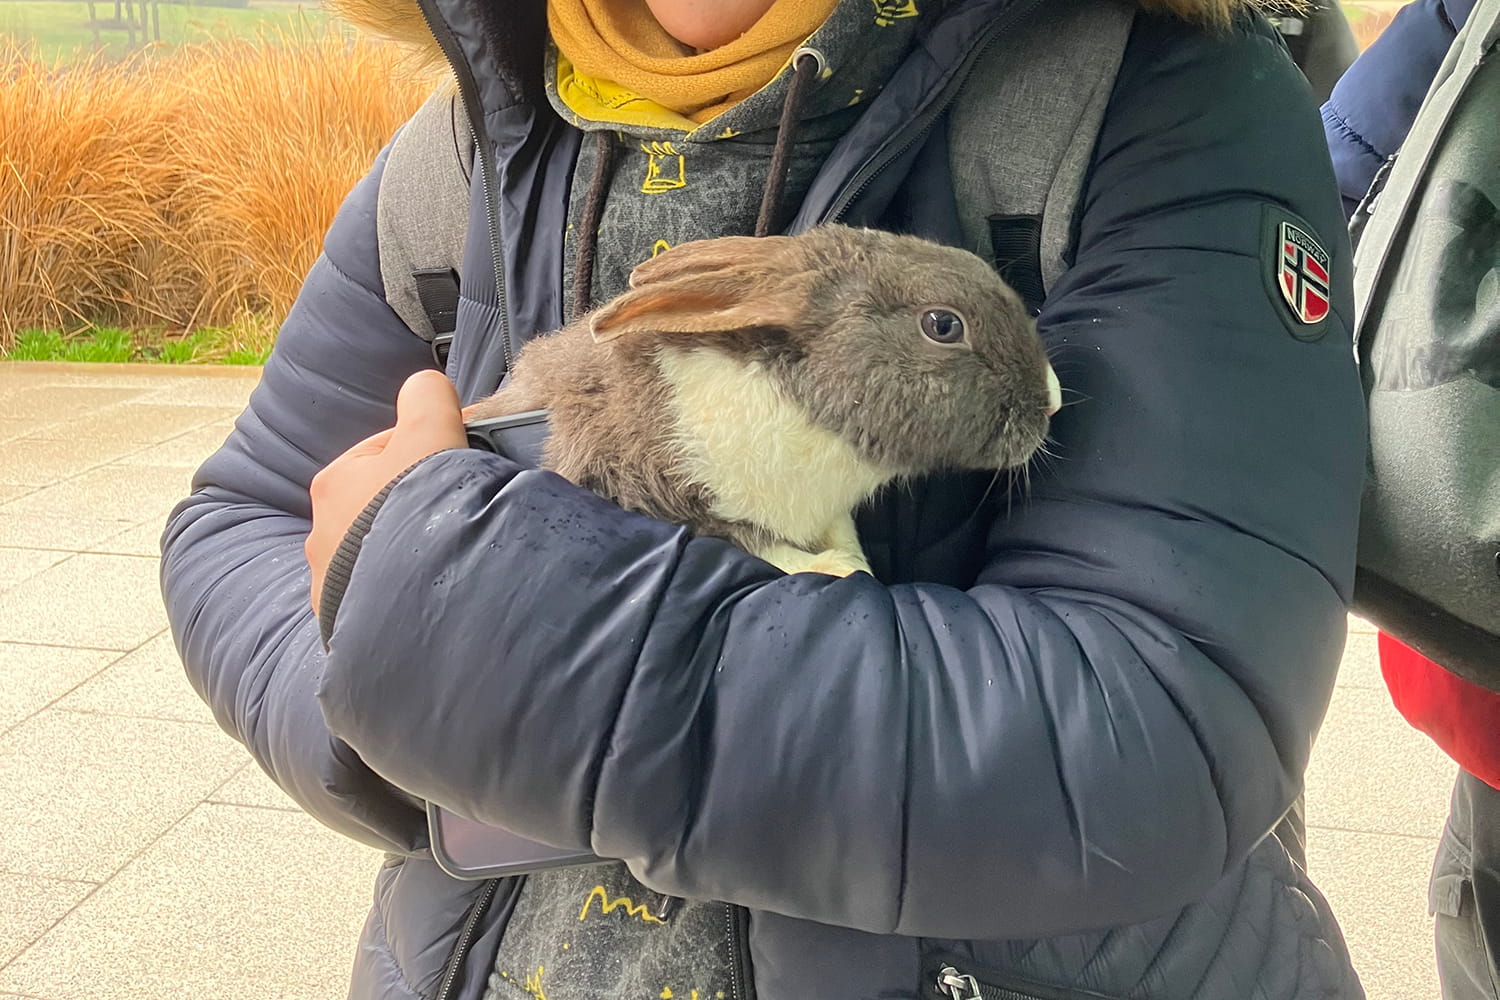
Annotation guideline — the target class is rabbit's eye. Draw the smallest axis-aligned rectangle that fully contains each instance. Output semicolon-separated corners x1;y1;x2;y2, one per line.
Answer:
920;309;967;345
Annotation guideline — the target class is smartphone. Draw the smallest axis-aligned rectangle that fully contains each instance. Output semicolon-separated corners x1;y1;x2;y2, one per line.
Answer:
427;407;603;879
428;802;603;880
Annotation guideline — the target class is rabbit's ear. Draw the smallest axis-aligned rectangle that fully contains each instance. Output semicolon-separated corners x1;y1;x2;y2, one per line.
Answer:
626;235;800;289
592;236;813;343
589;276;810;343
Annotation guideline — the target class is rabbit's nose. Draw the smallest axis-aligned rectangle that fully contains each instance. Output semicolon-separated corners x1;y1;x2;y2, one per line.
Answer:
1044;365;1062;416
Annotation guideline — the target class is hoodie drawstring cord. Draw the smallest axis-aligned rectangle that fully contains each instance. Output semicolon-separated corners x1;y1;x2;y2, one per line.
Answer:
755;47;822;238
573;129;620;318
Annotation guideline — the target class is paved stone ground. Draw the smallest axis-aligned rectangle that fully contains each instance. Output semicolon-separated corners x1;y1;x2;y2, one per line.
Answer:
0;362;1458;1000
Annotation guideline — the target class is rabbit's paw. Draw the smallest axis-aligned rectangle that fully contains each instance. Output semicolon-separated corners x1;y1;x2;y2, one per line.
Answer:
803;548;872;578
759;542;870;578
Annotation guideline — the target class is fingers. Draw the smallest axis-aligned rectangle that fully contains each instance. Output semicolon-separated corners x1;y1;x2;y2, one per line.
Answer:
397;369;462;422
393;370;466;448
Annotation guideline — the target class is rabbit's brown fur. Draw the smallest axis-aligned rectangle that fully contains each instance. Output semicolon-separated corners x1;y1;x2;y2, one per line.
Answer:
467;226;1056;574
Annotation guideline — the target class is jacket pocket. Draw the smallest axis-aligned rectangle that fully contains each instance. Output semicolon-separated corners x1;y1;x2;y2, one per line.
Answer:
922;952;1129;1000
1429;775;1476;919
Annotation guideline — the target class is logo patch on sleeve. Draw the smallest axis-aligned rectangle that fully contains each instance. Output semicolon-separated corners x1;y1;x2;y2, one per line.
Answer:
1276;221;1331;324
1260;207;1335;341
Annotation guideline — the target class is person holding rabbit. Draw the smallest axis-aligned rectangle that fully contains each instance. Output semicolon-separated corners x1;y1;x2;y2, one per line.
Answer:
160;0;1370;995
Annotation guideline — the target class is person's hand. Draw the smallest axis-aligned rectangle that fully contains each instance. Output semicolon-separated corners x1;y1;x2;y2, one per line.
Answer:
306;370;467;615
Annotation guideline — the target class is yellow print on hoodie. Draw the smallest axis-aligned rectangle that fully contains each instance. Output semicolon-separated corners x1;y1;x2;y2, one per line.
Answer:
578;884;666;924
642;142;687;193
870;0;918;26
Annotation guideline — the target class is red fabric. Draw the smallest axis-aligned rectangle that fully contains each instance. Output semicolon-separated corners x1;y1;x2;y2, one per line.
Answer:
1379;632;1500;790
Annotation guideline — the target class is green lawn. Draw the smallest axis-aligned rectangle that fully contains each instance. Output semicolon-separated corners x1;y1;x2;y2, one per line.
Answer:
0;0;333;63
3;325;275;365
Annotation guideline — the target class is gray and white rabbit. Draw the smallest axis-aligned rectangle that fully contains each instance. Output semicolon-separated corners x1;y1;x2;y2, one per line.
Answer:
465;225;1061;576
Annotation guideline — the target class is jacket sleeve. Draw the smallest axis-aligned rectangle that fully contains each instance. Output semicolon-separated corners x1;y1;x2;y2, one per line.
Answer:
316;14;1366;937
1320;0;1477;215
160;144;436;853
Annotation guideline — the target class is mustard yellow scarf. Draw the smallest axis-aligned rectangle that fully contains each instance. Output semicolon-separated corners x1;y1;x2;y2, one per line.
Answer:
549;0;839;123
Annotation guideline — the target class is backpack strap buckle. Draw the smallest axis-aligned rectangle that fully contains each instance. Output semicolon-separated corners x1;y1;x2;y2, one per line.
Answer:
431;332;455;369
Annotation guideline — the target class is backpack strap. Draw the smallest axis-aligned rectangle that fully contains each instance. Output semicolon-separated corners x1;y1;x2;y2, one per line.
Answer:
947;0;1136;313
377;85;474;363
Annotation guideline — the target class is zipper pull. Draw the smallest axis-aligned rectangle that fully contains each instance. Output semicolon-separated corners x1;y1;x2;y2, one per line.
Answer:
936;965;982;1000
654;894;680;921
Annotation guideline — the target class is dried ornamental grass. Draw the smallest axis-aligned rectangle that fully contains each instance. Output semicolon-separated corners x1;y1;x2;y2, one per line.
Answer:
0;43;181;337
0;32;434;349
167;30;435;326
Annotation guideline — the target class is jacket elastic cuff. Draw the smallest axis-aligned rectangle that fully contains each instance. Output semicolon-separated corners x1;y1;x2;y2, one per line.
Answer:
318;461;424;649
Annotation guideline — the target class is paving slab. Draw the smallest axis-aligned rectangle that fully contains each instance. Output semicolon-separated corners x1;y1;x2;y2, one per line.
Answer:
0;873;96;969
0;436;144;489
28;404;241;452
55;632;216;726
208;762;302;812
1308;827;1444;1000
0;553;168;651
136;376;264;409
0;548;69;594
0;642;120;736
0;486;31;506
0;464;193;528
83;521;166;558
1305;685;1457;838
82;521;165;560
0;363;252;389
0;372;163;391
113;422;237;470
1334;629;1384;692
0;514;139;554
0;710;246;882
0;803;379;1000
0;386;152;424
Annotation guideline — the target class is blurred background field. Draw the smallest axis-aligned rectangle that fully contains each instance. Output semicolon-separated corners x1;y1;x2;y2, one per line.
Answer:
1341;0;1408;47
0;0;330;63
0;0;1403;364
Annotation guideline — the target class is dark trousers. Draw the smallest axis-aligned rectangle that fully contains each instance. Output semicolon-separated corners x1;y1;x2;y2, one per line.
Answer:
1434;770;1500;1000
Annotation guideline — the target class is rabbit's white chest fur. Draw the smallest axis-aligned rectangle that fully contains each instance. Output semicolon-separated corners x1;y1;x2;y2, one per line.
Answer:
655;347;893;550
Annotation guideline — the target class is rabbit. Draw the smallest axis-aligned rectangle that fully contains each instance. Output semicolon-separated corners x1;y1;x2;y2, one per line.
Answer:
464;225;1061;577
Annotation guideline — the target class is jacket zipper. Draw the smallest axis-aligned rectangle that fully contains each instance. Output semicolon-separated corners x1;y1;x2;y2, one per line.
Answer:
404;15;513;993
823;0;1048;225
413;0;515;374
434;877;503;1000
937;966;985;1000
933;961;1128;1000
724;902;754;1000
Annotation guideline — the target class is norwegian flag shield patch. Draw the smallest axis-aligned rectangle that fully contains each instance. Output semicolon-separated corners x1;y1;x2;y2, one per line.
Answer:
1277;222;1331;324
